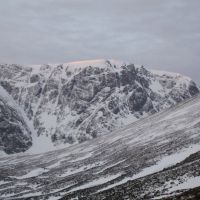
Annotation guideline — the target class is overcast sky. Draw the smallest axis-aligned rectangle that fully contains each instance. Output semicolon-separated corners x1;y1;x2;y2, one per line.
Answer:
0;0;199;83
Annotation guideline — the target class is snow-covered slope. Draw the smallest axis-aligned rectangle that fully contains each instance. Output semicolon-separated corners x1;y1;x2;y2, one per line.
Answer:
0;59;199;153
0;93;200;199
0;86;32;154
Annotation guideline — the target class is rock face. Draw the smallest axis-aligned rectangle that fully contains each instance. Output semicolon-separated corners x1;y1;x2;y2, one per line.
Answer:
0;59;199;149
0;86;32;154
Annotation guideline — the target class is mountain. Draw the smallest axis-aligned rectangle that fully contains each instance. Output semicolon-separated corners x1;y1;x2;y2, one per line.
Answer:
0;59;199;154
0;93;200;200
0;86;32;154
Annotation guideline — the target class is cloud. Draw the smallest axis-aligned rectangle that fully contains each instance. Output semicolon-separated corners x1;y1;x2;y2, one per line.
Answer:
0;0;199;83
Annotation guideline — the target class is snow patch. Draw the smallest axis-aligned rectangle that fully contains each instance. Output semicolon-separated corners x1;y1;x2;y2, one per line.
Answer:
13;168;49;179
68;174;121;193
150;69;191;81
64;59;127;70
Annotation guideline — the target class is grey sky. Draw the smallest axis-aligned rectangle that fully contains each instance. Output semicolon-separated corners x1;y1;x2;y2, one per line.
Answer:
0;0;199;83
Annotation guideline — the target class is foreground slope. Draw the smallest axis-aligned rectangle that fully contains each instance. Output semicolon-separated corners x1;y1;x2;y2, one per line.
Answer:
0;94;200;199
0;59;199;151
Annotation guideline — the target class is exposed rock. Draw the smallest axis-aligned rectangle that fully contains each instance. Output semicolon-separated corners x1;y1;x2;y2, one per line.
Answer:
0;86;32;154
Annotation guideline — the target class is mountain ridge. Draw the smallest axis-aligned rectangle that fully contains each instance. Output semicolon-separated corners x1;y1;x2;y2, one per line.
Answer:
0;59;199;154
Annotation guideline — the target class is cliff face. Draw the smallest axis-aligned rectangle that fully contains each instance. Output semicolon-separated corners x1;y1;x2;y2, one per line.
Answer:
0;86;32;154
0;59;199;151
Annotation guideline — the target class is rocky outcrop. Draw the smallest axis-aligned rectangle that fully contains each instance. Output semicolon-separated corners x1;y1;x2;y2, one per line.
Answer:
0;86;32;154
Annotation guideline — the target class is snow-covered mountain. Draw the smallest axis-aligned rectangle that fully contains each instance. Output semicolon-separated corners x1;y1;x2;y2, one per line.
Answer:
1;92;200;200
0;59;199;154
